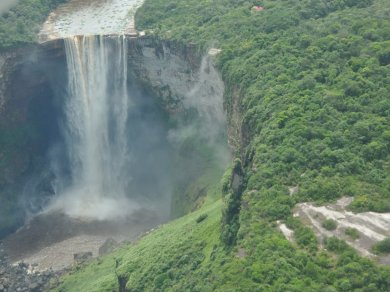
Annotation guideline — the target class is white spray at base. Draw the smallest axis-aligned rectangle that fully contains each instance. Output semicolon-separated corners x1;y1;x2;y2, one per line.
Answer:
48;35;138;220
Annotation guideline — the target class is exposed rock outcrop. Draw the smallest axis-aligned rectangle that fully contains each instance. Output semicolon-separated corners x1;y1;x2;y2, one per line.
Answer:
293;197;390;264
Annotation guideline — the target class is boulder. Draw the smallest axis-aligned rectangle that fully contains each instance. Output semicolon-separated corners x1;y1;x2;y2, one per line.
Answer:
98;238;118;256
73;252;93;264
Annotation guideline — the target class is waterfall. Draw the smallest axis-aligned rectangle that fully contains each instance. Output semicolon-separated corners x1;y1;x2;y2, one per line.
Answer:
49;35;138;220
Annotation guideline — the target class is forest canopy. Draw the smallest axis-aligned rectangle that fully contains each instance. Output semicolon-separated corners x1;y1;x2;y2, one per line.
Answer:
0;0;65;50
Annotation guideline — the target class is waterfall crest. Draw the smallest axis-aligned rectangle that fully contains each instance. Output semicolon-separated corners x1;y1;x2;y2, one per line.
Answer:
49;35;137;220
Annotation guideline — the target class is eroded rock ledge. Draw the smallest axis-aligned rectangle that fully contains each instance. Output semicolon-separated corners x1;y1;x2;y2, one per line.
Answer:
278;197;390;265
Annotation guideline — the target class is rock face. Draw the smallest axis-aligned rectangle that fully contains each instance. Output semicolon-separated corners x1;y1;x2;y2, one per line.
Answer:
98;238;119;256
0;43;66;238
0;241;58;292
73;252;93;264
126;37;229;214
127;38;224;115
0;51;14;112
0;48;32;116
0;47;44;237
293;197;390;265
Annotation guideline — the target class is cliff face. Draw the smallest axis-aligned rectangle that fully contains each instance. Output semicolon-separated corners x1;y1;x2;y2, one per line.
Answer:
126;38;241;156
127;37;225;125
0;49;27;113
126;37;229;216
0;47;40;236
0;43;66;237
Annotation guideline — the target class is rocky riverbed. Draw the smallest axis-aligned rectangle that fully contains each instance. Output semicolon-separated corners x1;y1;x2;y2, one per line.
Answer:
0;241;59;292
0;207;164;291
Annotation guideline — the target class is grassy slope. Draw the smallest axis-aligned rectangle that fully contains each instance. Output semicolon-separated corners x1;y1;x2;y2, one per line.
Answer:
58;0;390;290
56;199;223;291
57;194;390;291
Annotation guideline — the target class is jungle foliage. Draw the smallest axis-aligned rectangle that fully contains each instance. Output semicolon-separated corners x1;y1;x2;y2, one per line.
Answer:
372;237;390;254
322;218;338;231
137;0;390;230
137;0;390;213
0;0;65;50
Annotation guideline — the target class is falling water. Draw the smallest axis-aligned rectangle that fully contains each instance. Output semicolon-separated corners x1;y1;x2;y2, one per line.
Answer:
49;35;138;220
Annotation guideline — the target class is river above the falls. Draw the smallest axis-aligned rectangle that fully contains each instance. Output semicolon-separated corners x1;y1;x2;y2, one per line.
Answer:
39;0;144;42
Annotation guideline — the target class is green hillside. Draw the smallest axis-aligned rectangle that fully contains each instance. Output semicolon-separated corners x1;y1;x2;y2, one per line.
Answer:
43;0;390;290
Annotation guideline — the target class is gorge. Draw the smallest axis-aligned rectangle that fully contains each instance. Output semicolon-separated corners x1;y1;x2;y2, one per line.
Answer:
1;0;390;291
0;0;229;275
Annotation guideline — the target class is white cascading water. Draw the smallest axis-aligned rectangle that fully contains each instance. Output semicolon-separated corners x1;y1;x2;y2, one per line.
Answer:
49;35;138;220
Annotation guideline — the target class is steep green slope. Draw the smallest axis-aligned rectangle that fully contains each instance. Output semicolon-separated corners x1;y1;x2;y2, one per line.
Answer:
56;200;223;291
57;186;389;291
58;0;390;290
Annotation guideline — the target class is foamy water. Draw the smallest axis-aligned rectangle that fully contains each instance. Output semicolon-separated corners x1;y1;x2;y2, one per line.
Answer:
39;0;144;42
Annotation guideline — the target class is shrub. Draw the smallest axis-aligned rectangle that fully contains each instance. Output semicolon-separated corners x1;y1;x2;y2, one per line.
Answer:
378;51;390;66
196;214;208;223
344;227;359;240
325;237;349;253
372;238;390;254
349;195;390;213
221;159;244;246
322;219;338;231
294;225;318;252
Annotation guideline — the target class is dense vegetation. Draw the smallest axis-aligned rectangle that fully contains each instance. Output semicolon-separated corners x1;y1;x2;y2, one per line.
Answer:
0;0;65;50
373;238;390;254
345;227;360;240
322;218;338;231
138;0;390;212
57;0;390;290
137;0;390;232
